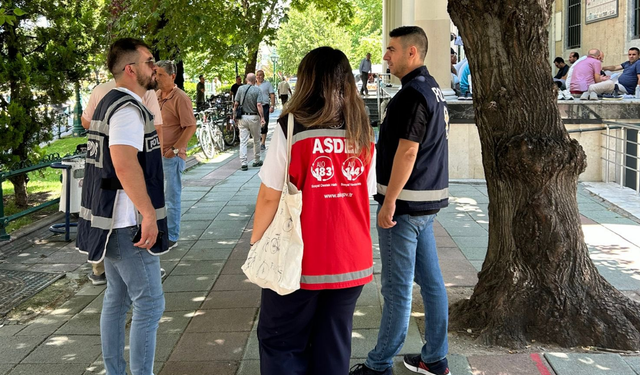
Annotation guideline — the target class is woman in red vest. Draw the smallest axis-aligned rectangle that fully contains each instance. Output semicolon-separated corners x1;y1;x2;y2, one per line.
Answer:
251;46;376;375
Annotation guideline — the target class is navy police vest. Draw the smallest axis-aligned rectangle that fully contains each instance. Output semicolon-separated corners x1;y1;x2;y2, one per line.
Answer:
375;66;449;213
77;89;169;262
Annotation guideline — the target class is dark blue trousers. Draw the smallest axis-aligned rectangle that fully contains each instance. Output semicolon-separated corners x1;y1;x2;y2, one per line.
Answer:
258;286;364;375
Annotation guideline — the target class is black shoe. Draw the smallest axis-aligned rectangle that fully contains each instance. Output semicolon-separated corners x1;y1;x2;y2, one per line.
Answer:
88;272;106;286
252;160;263;167
349;363;392;375
241;164;248;171
167;240;178;250
260;144;266;151
403;354;450;375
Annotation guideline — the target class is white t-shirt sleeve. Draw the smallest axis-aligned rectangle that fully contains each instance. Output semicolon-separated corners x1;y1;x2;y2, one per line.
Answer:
258;124;287;191
109;105;145;151
367;147;377;196
143;90;163;126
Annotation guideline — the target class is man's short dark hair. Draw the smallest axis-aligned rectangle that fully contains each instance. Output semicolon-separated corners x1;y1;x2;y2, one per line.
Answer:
570;52;579;59
199;75;204;79
451;48;456;55
107;38;150;78
630;47;640;54
389;26;428;60
236;75;241;79
554;57;565;64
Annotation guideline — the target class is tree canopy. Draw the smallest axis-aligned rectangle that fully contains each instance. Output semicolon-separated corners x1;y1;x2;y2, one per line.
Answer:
0;0;103;206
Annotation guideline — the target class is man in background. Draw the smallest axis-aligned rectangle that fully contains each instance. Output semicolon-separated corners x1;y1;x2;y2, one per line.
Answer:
256;69;275;150
359;53;372;96
156;60;197;250
233;73;266;171
230;75;242;100
196;75;206;110
278;76;292;106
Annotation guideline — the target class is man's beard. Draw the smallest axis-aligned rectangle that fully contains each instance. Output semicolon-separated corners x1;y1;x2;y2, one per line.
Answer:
137;72;157;91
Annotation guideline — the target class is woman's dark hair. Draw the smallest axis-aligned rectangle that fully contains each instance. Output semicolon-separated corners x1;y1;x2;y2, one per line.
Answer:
281;47;372;160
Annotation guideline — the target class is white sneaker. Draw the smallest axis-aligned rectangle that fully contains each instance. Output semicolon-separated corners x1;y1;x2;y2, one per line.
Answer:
580;92;589;100
589;91;598;100
557;92;564;100
562;90;574;100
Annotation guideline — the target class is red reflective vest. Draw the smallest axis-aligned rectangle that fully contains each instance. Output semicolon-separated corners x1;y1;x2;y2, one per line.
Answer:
283;120;374;290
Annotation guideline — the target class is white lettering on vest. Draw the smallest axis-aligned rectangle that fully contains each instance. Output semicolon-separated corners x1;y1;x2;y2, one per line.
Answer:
313;138;355;154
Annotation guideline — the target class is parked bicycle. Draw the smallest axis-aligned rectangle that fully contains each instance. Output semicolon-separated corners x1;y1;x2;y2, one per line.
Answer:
195;109;225;159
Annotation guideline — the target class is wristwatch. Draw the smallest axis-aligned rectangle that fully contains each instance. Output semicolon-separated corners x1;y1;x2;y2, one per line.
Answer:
172;147;180;155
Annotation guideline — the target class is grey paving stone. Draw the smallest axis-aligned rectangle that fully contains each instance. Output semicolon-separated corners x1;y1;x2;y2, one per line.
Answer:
50;295;96;316
468;353;553;375
592;260;640;291
220;259;246;275
159;361;238;375
27;263;83;273
199;225;246;240
75;284;106;296
448;353;473;375
545;352;636;375
22;335;101;364
155;334;182;362
181;213;221;222
0;364;12;375
83;357;162;374
435;236;458;248
444;225;488;238
469;260;484;271
160;260;179;275
159;247;189;262
158;310;195;335
171;260;224;276
0;336;45;363
439;259;478;287
164;292;208;312
79;292;104;314
16;314;73;336
0;324;24;336
453;236;488;250
212;274;261;291
178;229;206;241
243;332;259;360
236;359;260;375
182;247;233;261
352;305;383;329
185;308;257;332
55;313;101;335
7;364;87;375
459;246;487;261
179;221;211;230
356;281;381;307
228;246;251;260
190;240;237;251
168;332;250;361
437;246;467;260
22;249;86;264
350;319;423;358
623;356;640;374
162;274;217;292
201;289;261;310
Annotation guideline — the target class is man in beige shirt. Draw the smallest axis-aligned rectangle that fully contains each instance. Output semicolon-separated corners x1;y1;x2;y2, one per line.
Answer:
81;79;164;285
155;60;197;249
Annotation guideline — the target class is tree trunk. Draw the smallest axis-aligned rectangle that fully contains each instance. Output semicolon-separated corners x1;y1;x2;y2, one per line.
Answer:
245;47;259;76
9;175;28;208
447;0;640;350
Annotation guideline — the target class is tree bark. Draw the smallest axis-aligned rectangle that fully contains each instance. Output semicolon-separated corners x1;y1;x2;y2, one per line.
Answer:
9;175;28;208
448;0;640;350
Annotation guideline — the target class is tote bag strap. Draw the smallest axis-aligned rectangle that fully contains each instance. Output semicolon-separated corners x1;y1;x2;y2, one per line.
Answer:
284;113;294;187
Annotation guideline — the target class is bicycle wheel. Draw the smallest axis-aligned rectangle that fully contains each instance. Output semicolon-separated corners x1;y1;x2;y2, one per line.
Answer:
213;126;225;152
199;124;216;159
222;121;236;146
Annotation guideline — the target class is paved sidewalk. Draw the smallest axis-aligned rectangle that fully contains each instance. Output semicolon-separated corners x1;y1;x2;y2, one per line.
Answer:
1;117;640;374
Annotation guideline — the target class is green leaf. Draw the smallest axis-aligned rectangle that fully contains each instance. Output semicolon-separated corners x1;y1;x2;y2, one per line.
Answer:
13;8;26;16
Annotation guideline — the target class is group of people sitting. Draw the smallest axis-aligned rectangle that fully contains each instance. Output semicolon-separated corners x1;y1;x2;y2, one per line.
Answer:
555;47;640;100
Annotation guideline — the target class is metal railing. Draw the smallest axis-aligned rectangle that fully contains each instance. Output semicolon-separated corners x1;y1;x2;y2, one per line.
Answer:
600;121;640;193
0;154;66;241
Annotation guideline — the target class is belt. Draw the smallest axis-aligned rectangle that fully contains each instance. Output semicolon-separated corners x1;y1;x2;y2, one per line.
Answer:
243;112;258;116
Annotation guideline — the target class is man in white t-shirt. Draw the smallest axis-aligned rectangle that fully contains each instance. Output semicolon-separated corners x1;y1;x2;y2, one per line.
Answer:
77;38;168;375
256;70;275;150
277;77;292;106
81;79;164;285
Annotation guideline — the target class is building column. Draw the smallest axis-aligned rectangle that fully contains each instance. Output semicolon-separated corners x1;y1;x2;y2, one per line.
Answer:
383;0;415;84
414;0;456;97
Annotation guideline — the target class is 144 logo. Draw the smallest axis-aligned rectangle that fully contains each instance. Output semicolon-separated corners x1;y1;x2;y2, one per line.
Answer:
342;157;365;181
311;156;335;182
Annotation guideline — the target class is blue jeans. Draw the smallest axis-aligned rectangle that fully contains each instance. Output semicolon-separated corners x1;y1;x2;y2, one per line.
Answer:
101;227;165;375
163;156;185;242
365;209;448;371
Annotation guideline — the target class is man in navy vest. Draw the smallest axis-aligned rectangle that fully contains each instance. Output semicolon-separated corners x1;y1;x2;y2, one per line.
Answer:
77;38;169;375
350;26;451;375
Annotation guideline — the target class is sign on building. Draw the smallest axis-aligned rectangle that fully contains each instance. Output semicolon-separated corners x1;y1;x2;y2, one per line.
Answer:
586;0;619;23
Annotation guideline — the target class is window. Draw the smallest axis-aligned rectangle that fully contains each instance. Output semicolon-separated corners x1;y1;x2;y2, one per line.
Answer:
635;0;640;38
567;0;581;48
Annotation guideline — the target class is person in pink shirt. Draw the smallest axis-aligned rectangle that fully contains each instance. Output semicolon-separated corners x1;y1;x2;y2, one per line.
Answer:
569;49;614;100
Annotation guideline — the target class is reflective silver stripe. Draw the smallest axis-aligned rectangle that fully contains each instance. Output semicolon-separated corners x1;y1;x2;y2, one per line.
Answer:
300;266;373;284
80;206;167;230
377;184;449;202
79;206;112;230
292;129;346;143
